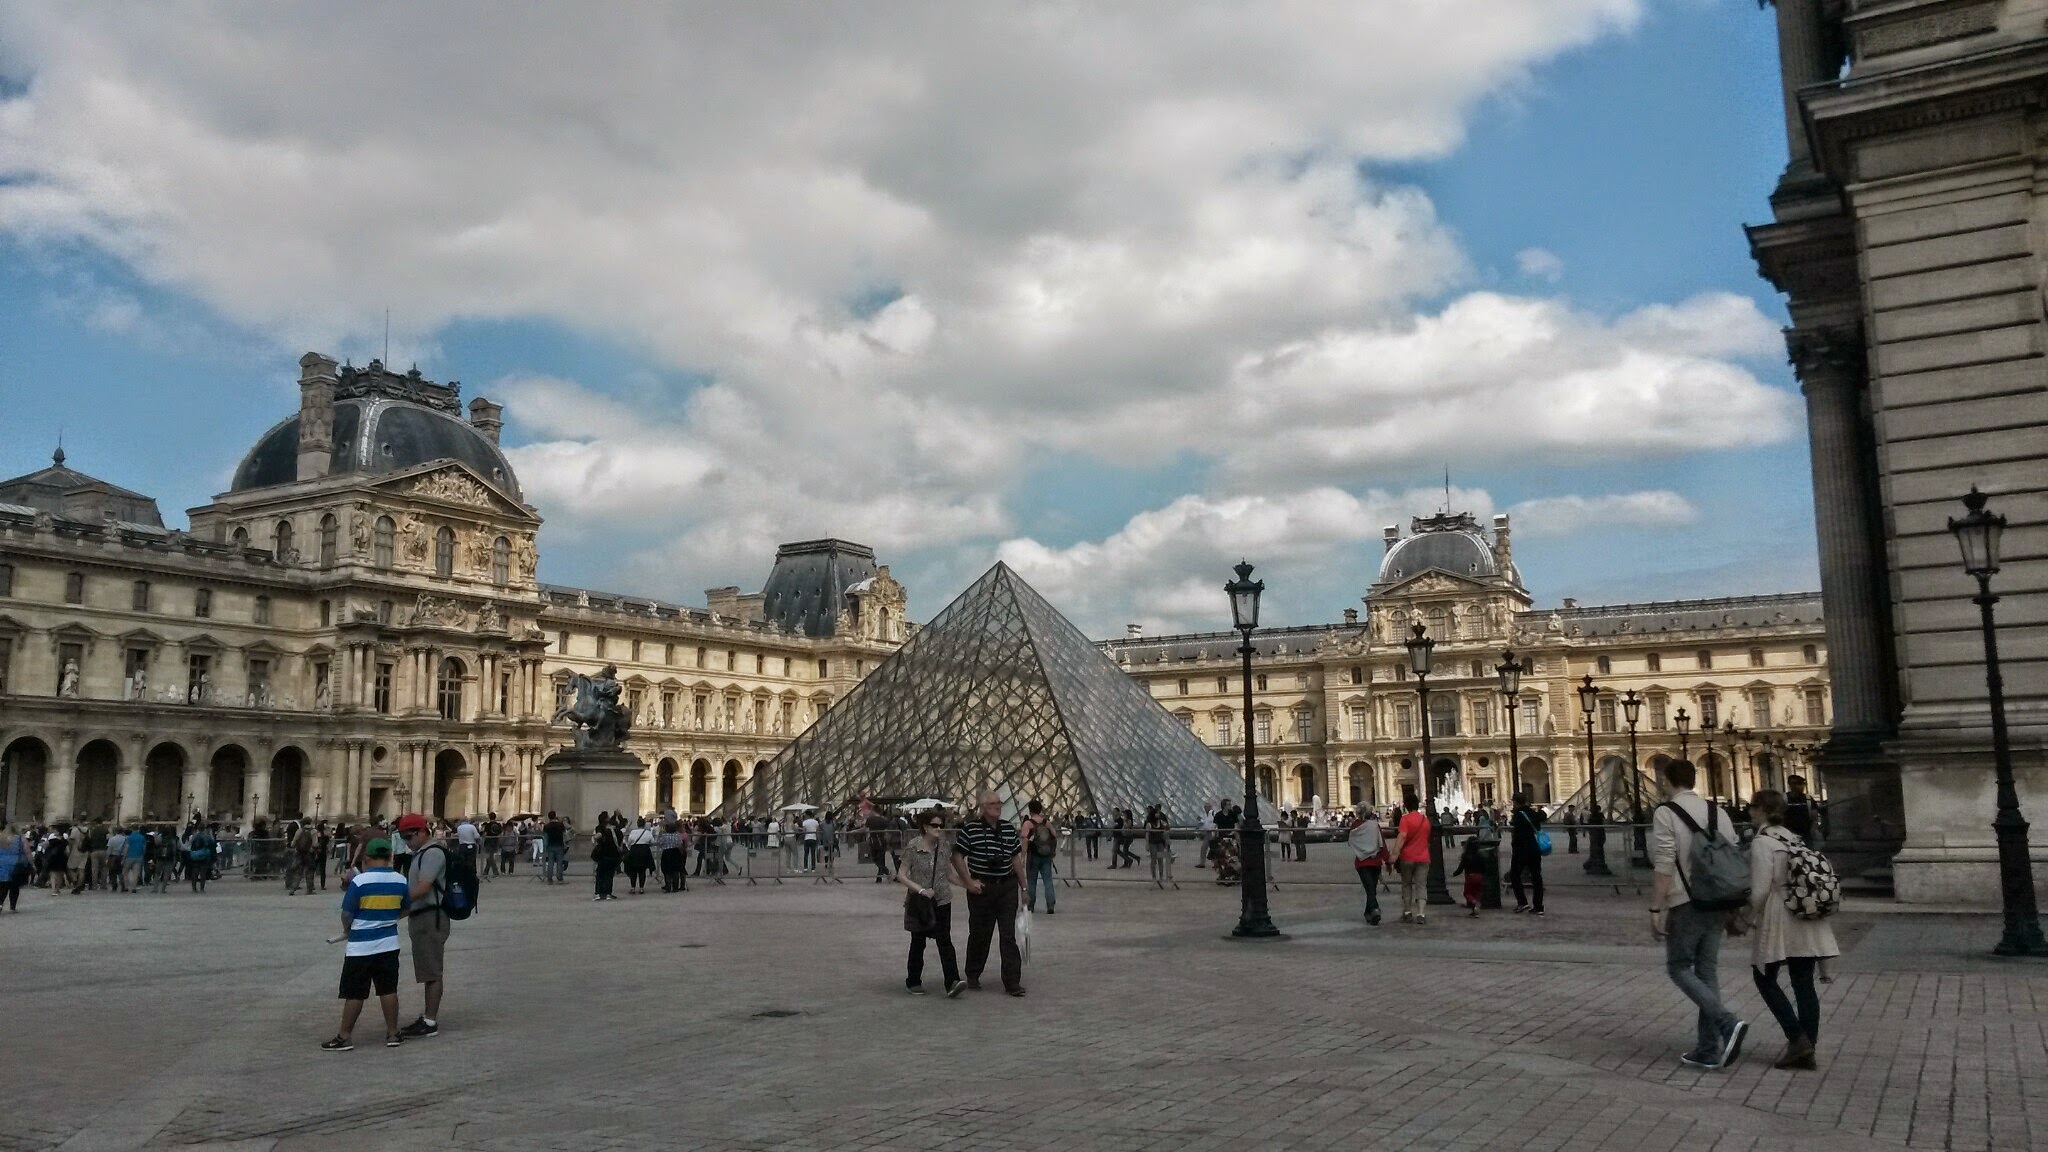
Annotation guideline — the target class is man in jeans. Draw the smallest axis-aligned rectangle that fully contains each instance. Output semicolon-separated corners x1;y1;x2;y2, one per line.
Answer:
954;791;1027;996
1019;800;1057;914
1650;758;1748;1070
542;811;568;884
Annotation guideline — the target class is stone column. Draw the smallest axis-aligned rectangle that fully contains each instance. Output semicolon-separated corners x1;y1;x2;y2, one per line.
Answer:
1770;0;1833;174
243;764;264;823
183;760;209;823
119;734;148;822
45;732;77;822
705;765;722;815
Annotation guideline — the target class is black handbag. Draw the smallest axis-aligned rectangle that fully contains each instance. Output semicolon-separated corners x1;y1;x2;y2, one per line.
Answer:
904;891;939;934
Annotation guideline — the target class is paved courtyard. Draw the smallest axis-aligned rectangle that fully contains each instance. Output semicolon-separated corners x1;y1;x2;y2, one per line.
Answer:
4;846;2045;1152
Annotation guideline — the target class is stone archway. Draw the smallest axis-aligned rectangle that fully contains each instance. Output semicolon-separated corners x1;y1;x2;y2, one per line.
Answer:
689;760;709;812
1255;764;1277;803
269;747;307;819
2;736;50;823
209;746;249;819
720;760;739;811
655;758;678;810
1698;752;1730;803
432;748;467;819
1291;764;1316;807
1346;762;1373;808
144;742;186;821
75;739;121;821
1519;757;1552;805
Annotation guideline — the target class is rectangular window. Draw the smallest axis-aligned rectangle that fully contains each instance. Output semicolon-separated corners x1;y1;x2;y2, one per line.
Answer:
1696;649;1712;670
726;649;736;671
1598;697;1616;734
65;572;84;604
319;599;331;627
0;636;12;694
1802;644;1818;664
779;700;794;733
1349;666;1363;686
557;631;570;653
253;595;271;625
1218;676;1230;693
752;699;767;732
693;694;708;728
55;641;84;695
1256;714;1272;744
724;697;738;731
1647;652;1661;673
125;647;150;699
1295;711;1313;743
373;662;393;714
1749;647;1766;668
1595;654;1610;674
498;670;511;714
0;562;12;597
376;599;392;624
1395;704;1413;739
627;688;645;723
783;657;792;677
1177;678;1190;696
248;658;272;706
1520;696;1538;732
1649;693;1668;731
1218;712;1233;745
665;642;676;665
630;639;642;662
194;587;212;618
816;658;828;678
1429;697;1457;738
1255;673;1269;691
755;653;765;674
698;647;709;669
1699;692;1719;729
1470;698;1490;736
1177;713;1193;729
187;652;212;703
856;659;866;677
1804;688;1825;727
1751;690;1773;729
1349;708;1366;742
132;580;151;612
554;677;572;717
661;690;677;727
595;635;607;658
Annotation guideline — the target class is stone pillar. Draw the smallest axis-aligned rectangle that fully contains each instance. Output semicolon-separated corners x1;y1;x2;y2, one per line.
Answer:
1769;0;1833;174
705;766;722;815
119;735;147;822
45;732;76;822
243;765;264;823
183;761;208;823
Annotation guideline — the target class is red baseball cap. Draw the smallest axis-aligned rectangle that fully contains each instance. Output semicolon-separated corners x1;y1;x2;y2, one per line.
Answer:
395;813;430;835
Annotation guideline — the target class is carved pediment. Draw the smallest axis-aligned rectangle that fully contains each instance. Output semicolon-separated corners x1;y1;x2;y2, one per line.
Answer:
1383;569;1491;597
372;463;530;519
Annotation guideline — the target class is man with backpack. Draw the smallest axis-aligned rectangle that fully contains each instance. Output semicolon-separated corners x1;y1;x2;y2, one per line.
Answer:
396;812;477;1039
1649;759;1749;1070
1020;800;1058;915
1507;790;1546;916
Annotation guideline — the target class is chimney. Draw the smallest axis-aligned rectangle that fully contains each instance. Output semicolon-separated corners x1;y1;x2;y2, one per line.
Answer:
468;396;504;445
1562;597;1578;610
1342;608;1358;626
1382;525;1400;553
1492;513;1513;569
296;352;339;481
1125;623;1143;639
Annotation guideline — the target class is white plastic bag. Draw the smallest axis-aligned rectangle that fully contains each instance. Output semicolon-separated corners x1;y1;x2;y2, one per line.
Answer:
1015;904;1033;962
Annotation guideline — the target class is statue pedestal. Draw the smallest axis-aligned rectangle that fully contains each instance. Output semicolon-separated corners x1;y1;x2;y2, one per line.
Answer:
540;747;645;831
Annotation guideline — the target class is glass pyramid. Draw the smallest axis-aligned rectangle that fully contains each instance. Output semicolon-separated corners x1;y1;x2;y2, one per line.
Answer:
738;562;1264;824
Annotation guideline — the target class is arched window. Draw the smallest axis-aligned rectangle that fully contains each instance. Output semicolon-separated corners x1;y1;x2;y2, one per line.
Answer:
1426;606;1448;638
230;526;249;547
1428;692;1459;738
273;519;295;561
434;526;455;577
373;516;395;568
491;536;510;585
318;514;338;566
437;658;465;721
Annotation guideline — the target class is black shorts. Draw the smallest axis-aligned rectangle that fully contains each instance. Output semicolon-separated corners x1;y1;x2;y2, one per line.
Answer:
338;951;400;1000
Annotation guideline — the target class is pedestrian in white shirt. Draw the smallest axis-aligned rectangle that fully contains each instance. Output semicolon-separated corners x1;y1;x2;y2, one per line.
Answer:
1650;758;1748;1070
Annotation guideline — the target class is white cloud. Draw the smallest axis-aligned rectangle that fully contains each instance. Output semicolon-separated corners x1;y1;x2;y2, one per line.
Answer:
1516;247;1564;282
0;3;1808;620
1506;490;1697;538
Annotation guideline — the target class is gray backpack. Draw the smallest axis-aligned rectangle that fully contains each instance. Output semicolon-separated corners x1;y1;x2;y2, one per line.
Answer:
1661;801;1751;913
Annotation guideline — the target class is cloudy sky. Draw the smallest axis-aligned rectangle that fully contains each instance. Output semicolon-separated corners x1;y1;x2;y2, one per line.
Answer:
0;2;1813;635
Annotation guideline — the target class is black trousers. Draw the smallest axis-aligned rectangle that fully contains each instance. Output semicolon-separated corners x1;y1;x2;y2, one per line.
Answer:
908;901;960;989
1354;865;1381;918
594;858;618;897
661;848;686;891
1754;957;1821;1044
1507;851;1544;912
965;875;1022;992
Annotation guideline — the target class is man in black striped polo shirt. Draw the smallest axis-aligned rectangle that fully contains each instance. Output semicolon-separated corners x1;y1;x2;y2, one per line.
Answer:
953;790;1027;996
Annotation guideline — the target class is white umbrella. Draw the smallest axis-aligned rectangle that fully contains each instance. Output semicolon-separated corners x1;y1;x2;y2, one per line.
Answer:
779;802;819;812
900;798;949;812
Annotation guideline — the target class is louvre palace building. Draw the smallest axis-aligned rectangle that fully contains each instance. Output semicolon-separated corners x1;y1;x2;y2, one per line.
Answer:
0;351;1833;835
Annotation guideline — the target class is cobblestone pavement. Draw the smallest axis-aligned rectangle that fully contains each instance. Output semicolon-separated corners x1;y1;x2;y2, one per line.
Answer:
3;848;2044;1151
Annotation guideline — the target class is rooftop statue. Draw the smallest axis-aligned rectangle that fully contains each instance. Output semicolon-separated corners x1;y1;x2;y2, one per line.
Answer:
552;662;632;751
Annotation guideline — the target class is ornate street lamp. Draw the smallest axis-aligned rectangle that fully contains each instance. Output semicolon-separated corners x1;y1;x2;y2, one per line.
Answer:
1622;688;1647;867
1497;649;1523;801
1736;728;1753;802
1407;623;1453;905
1225;561;1280;939
1722;719;1738;805
1675;706;1691;760
1576;674;1611;876
1948;487;2046;956
1700;721;1720;805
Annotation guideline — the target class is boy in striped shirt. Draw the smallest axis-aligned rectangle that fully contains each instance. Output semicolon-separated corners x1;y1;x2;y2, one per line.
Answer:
323;838;411;1051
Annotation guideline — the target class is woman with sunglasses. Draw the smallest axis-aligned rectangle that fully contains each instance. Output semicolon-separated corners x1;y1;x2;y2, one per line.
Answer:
895;808;966;998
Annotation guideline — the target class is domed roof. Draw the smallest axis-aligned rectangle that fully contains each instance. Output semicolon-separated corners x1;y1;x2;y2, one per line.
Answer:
1378;513;1500;584
232;396;521;498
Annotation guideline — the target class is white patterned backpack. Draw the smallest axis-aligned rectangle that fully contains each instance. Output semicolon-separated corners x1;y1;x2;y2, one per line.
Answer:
1778;829;1840;920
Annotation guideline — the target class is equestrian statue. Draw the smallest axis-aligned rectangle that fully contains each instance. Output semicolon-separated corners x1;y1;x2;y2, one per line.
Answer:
552;662;632;751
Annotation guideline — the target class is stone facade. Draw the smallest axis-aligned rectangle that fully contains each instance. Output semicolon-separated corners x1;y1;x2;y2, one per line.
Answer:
0;355;905;826
1750;0;2048;901
1105;513;1833;822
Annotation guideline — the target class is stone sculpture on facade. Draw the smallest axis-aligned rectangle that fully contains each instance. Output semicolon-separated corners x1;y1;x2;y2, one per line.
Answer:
410;594;469;629
59;659;80;698
400;512;429;565
551;662;632;751
411;470;493;507
350;512;370;555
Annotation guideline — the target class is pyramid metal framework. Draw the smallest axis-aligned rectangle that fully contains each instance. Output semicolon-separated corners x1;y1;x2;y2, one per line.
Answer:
739;562;1261;824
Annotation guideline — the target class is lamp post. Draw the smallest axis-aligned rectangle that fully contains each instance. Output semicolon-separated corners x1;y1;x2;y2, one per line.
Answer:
1947;487;2047;957
1722;719;1737;806
1701;721;1719;805
1576;675;1611;876
1622;688;1647;867
1497;649;1523;802
1676;707;1691;760
1406;624;1453;905
1738;728;1754;802
1225;561;1280;939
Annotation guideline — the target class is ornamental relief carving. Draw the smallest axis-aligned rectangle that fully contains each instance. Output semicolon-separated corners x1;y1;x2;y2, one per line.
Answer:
411;470;493;507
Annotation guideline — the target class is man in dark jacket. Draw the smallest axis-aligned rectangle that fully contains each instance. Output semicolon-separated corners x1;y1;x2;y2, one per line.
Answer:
1507;790;1545;916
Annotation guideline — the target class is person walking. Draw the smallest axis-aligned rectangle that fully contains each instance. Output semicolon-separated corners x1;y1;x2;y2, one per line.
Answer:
1388;793;1433;925
1746;789;1838;1071
498;819;520;876
1144;804;1172;888
288;820;317;895
121;824;147;893
657;820;687;893
1020;800;1058;914
1347;808;1385;924
1508;790;1546;916
1116;809;1141;869
624;817;656;895
896;807;965;997
395;813;452;1040
322;836;411;1051
955;791;1026;996
0;824;26;912
1563;806;1579;854
1211;803;1240;885
590;813;622;901
800;812;821;873
1084;813;1101;862
184;822;216;893
1650;759;1748;1070
542;812;568;884
1452;836;1484;916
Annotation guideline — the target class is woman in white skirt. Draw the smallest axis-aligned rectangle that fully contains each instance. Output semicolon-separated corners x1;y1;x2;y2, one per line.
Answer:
1746;789;1839;1071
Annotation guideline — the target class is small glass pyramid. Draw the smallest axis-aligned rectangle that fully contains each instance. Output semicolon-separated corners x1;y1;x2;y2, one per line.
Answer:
737;562;1261;823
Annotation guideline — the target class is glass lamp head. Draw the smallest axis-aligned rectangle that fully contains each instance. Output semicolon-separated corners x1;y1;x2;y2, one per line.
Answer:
1675;707;1690;734
1496;649;1521;697
1404;622;1434;676
1621;689;1642;726
1225;560;1264;631
1948;486;2005;578
1577;673;1598;717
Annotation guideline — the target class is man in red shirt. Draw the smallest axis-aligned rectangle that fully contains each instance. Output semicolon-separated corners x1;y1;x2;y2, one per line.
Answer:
1386;792;1435;925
